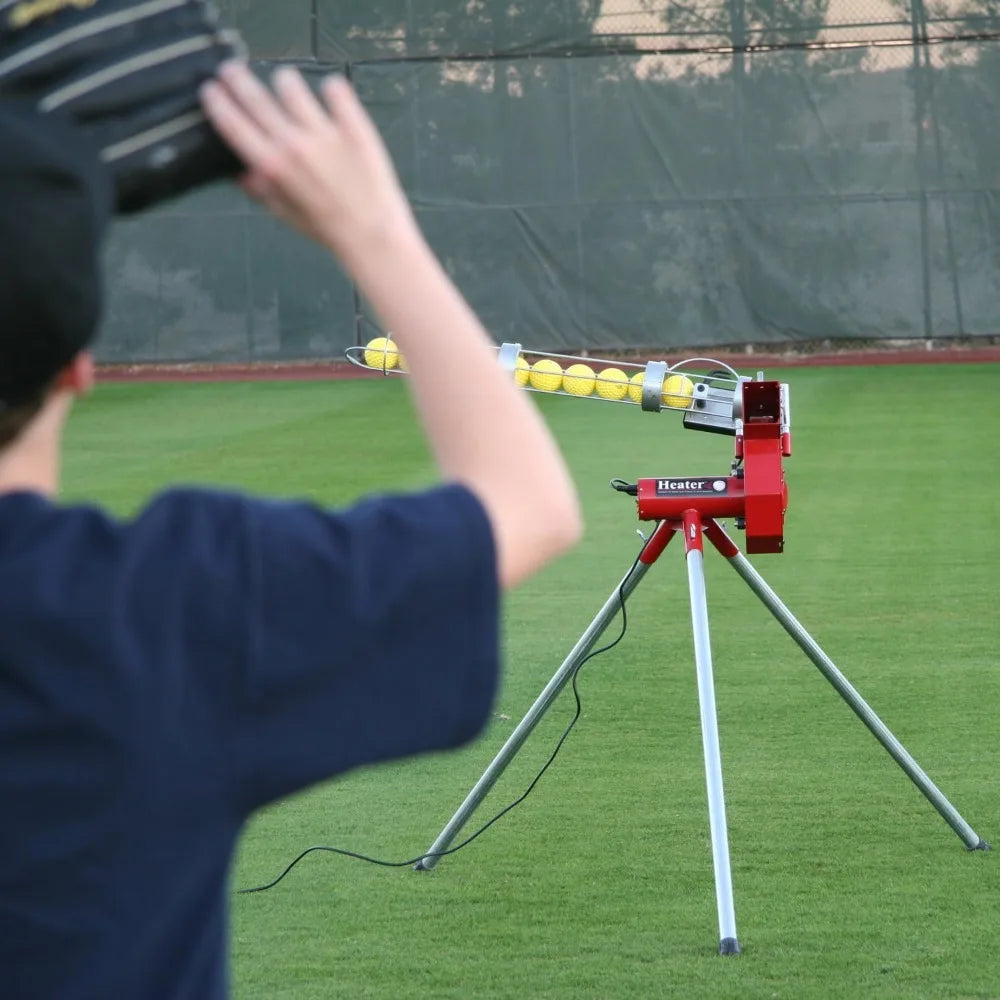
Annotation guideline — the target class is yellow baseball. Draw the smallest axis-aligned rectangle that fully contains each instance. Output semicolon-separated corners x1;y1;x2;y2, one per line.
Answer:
627;371;645;403
364;337;399;370
662;373;695;409
595;368;629;401
529;358;563;392
563;363;596;396
514;355;530;387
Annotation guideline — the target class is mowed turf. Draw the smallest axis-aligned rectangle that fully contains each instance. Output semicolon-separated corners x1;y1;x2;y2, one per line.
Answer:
62;364;1000;1000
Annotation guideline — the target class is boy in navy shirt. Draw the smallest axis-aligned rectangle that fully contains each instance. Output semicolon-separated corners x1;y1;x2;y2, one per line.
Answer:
0;64;582;999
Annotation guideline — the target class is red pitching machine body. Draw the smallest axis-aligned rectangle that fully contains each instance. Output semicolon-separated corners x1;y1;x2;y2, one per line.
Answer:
636;380;790;554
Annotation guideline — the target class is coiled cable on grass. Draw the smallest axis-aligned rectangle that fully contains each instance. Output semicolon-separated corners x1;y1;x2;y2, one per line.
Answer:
237;546;646;894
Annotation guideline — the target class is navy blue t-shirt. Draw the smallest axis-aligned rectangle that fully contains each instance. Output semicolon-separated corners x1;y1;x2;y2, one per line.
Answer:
0;483;499;999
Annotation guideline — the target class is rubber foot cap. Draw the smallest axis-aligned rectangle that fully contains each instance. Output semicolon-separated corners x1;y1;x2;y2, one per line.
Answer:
719;937;740;956
971;838;991;852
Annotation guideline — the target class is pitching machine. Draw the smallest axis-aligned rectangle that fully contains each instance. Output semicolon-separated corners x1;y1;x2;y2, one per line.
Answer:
346;341;989;956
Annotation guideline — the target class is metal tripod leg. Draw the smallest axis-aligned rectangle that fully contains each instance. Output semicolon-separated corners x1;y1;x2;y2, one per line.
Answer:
682;512;740;955
414;522;677;871
703;519;989;852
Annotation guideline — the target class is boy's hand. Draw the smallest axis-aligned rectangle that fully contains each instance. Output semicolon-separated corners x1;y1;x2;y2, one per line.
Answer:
201;62;416;262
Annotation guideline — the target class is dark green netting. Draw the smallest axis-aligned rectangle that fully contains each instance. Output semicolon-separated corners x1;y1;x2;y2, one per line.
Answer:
97;4;1000;362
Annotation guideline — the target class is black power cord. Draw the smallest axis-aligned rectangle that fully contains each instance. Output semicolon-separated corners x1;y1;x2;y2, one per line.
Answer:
238;544;647;895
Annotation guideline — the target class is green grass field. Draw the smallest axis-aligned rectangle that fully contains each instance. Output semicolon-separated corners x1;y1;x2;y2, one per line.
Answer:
63;363;1000;1000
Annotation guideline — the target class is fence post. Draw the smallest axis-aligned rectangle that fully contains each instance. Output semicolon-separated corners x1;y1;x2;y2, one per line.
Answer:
910;0;933;339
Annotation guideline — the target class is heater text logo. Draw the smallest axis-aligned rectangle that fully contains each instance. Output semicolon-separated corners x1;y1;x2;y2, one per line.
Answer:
655;479;728;496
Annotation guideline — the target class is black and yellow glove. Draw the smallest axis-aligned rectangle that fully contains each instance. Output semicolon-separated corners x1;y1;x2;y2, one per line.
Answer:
0;0;246;213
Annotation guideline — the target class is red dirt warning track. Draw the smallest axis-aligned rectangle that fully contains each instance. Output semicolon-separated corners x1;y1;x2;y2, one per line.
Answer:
97;345;1000;384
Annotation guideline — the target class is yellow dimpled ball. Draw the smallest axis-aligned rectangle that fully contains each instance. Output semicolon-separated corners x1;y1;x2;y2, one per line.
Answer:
514;355;530;387
595;368;629;401
364;336;399;370
662;373;695;409
563;363;596;396
529;358;563;392
627;371;645;403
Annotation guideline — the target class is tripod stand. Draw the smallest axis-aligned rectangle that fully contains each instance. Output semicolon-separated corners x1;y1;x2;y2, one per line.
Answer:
415;380;988;956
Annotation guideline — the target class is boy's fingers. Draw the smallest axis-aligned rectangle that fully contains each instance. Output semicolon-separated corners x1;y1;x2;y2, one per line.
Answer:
218;62;295;141
273;67;329;130
201;80;273;168
321;76;377;147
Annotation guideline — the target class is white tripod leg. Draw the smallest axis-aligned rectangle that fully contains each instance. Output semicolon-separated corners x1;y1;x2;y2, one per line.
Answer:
683;511;740;955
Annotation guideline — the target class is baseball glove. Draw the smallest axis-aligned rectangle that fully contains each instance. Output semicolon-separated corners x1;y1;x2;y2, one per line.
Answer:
0;0;246;213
